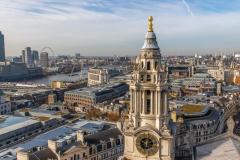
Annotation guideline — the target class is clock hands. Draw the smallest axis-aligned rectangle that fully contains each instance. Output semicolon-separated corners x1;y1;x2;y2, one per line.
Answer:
136;134;158;156
141;139;152;148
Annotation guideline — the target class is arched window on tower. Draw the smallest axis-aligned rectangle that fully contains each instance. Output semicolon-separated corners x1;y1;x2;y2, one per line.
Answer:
147;61;151;70
155;61;158;69
147;75;151;81
142;61;144;68
147;90;150;95
147;99;151;114
141;75;143;81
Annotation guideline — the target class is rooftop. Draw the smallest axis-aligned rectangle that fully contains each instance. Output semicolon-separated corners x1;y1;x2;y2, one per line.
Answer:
84;127;122;145
181;104;205;113
19;108;31;112
0;126;74;160
34;116;50;121
0;116;30;129
53;112;67;116
0;90;5;96
65;82;126;96
195;137;240;159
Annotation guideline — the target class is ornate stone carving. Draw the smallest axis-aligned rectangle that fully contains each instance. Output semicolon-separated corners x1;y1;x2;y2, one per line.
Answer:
160;117;170;135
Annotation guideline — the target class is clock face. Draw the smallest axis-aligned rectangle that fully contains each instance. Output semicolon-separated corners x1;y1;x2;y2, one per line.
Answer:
136;133;158;156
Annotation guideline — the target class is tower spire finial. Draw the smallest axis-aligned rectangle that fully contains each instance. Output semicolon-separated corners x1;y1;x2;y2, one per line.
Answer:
148;16;154;32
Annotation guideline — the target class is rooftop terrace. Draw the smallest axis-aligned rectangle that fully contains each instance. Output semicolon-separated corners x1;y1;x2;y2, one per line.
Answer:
181;104;204;113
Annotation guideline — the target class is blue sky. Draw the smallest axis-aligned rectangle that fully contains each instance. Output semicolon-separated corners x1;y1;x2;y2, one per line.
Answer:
0;0;240;56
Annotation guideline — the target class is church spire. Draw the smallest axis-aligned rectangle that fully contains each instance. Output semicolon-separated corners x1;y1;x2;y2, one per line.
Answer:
148;16;154;32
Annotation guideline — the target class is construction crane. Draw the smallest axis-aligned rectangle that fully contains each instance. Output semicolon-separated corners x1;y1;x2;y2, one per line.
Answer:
68;64;76;81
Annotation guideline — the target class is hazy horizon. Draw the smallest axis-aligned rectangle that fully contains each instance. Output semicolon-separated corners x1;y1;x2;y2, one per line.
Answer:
1;0;240;57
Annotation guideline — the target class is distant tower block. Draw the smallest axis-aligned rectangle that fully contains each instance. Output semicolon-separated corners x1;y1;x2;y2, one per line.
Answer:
75;53;81;58
48;94;57;104
0;31;5;62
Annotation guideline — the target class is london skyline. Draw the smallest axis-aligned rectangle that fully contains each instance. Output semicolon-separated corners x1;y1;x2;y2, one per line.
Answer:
1;0;240;57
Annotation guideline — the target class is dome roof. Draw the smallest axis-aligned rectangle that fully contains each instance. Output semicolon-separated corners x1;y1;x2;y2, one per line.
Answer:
145;31;156;38
141;31;160;50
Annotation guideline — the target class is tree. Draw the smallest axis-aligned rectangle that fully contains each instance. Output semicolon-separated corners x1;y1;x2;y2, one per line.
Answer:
85;107;102;120
107;111;120;122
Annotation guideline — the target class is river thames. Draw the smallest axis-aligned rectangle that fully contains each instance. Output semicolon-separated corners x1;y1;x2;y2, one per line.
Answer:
16;65;124;85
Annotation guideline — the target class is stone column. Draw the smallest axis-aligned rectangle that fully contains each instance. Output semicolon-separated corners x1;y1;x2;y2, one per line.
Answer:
155;90;159;116
135;90;138;113
151;90;154;115
139;90;141;114
165;91;168;116
130;89;132;113
142;90;146;114
132;90;135;113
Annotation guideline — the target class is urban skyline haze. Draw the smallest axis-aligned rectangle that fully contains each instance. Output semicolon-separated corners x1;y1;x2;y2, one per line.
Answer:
1;0;240;57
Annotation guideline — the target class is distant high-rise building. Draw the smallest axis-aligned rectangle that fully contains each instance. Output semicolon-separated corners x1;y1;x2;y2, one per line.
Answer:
75;53;81;58
20;55;22;62
22;50;25;63
40;52;49;67
32;50;39;62
0;31;5;62
12;57;21;62
25;47;32;66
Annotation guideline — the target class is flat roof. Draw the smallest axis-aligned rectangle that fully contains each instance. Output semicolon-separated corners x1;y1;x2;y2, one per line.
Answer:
184;109;219;125
65;82;126;95
0;126;74;160
0;116;30;129
1;119;40;135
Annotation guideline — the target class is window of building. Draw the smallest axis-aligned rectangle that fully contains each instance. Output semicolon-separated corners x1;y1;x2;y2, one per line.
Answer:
147;99;151;114
142;61;144;68
147;61;150;70
147;90;150;95
116;139;120;145
89;148;92;155
83;152;85;157
107;142;111;148
155;61;158;69
147;75;151;81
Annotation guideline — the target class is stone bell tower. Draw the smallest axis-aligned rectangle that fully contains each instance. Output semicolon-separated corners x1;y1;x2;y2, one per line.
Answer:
119;16;174;160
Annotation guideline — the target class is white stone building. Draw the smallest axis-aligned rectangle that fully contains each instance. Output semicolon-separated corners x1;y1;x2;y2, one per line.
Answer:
119;16;175;160
0;90;11;115
88;67;109;86
208;56;225;81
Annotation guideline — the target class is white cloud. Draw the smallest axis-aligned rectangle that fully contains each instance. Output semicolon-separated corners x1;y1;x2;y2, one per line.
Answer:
182;0;196;20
